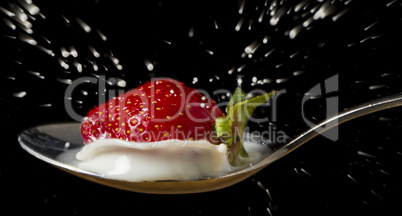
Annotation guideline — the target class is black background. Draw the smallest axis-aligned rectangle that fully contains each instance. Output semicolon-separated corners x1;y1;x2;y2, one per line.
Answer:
1;0;402;215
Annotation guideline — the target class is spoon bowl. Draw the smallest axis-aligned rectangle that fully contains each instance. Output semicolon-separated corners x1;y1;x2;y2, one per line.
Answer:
19;93;402;194
19;122;268;194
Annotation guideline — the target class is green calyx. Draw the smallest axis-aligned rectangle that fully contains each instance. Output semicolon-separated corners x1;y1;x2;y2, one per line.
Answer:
215;88;277;165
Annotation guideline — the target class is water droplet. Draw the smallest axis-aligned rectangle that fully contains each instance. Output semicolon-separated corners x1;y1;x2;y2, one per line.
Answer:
252;76;257;83
61;47;69;58
369;85;387;90
37;45;55;56
213;19;219;29
364;20;379;31
244;41;260;54
192;77;198;84
58;58;69;70
13;91;27;98
357;150;377;158
270;7;286;26
19;0;40;16
360;36;371;44
332;8;349;22
89;46;100;58
262;36;269;44
275;78;288;83
237;77;243;85
144;59;154;71
115;64;123;70
288;24;303;39
12;7;29;23
27;71;45;79
300;168;312;177
293;71;305;76
38;103;52;107
238;0;246;14
264;48;276;57
3;18;16;30
76;17;91;33
57;78;72;85
61;14;70;24
109;56;119;65
237;64;246;72
70;46;78;57
96;29;107;41
303;17;313;28
344;0;354;6
386;0;397;7
258;9;266;23
116;78;127;87
91;61;99;71
295;0;309;12
18;33;37;45
188;27;194;38
235;18;244;31
73;60;83;72
205;49;214;55
313;1;335;20
0;7;15;17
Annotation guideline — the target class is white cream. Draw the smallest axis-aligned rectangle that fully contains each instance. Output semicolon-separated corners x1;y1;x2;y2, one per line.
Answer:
73;139;270;182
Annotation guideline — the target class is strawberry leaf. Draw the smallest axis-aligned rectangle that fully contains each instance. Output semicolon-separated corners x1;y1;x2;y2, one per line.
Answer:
216;88;277;165
226;87;247;113
215;116;232;144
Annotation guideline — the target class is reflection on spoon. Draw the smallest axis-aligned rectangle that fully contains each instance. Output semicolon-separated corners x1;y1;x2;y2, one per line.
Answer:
19;93;402;194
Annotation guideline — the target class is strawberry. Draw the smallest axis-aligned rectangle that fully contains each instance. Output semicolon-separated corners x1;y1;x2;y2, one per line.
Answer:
81;78;224;144
81;78;276;164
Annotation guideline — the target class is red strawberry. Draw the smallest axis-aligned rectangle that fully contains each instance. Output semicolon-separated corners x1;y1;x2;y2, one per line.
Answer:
81;78;224;144
81;78;276;164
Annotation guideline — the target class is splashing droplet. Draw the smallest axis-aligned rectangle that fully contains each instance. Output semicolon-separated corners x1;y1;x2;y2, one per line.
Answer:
70;46;78;58
188;27;194;38
73;60;83;72
238;0;246;14
235;18;244;31
144;59;154;71
192;77;198;84
27;71;45;79
89;46;100;58
244;41;260;54
270;7;286;26
205;49;214;55
288;24;303;39
116;78;127;88
57;78;72;85
61;47;69;58
13;91;27;98
18;33;37;45
0;6;15;17
76;17;91;33
96;29;107;41
19;0;40;16
3;18;16;30
228;67;236;75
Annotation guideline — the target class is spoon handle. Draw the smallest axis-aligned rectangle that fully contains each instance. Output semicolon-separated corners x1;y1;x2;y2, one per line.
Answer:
262;93;402;166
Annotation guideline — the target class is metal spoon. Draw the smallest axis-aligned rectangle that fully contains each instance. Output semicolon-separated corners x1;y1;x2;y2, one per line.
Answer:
18;93;402;194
